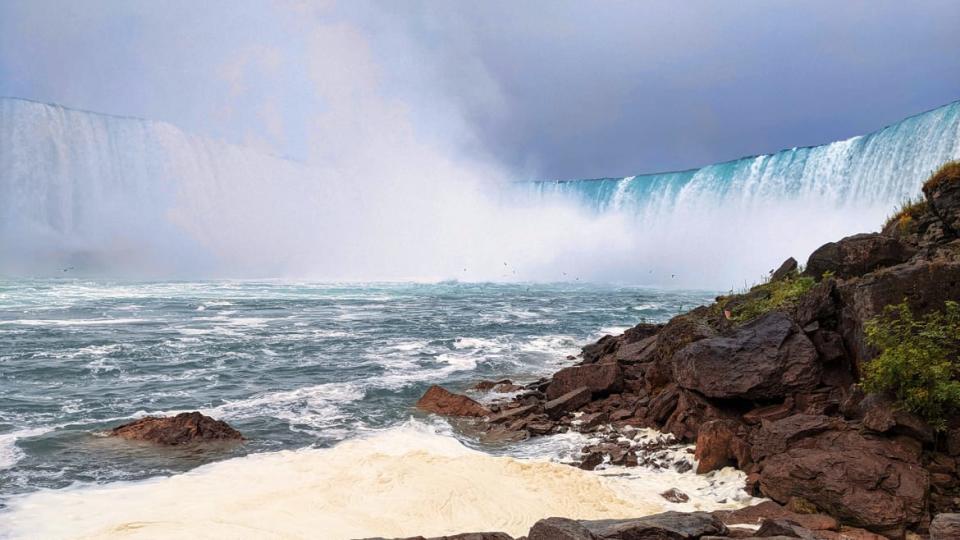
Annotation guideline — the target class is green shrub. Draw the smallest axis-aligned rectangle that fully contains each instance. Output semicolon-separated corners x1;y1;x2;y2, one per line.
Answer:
862;300;960;429
723;275;816;322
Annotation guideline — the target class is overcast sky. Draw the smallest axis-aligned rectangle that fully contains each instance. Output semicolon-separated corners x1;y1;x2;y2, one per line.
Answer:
1;0;958;180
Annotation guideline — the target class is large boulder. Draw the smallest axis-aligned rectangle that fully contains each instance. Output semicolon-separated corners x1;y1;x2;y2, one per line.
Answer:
528;517;595;540
544;386;592;419
759;429;929;537
416;385;490;417
803;233;915;280
111;412;243;445
695;419;751;473
646;307;720;389
672;312;820;400
546;362;622;400
578;511;727;539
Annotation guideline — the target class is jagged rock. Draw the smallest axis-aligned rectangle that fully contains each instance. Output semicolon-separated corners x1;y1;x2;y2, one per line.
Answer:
646;383;681;423
930;513;960;540
487;404;537;424
672;312;820;400
803;233;916;280
616;334;658;364
579;511;728;539
714;501;839;532
416;385;490;417
923;163;960;236
792;279;841;328
759;429;929;537
771;257;799;282
743;400;794;425
579;451;604;470
661;488;690;503
859;394;934;443
473;379;513;391
545;386;592;419
582;335;620;364
110;412;243;445
695;419;751;473
578;411;609;430
663;389;731;442
646;307;720;389
528;517;596;540
750;414;841;462
547;362;623;400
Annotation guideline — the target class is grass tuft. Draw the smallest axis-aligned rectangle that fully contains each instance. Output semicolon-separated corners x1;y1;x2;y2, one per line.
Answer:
923;160;960;192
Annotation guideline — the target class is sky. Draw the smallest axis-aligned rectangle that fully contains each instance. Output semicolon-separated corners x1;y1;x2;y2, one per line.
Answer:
1;0;959;181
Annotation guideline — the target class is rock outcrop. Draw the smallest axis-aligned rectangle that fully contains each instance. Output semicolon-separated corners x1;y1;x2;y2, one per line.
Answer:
111;412;243;445
416;385;490;417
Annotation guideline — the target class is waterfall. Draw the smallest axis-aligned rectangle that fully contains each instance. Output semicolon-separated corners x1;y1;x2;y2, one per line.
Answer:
1;96;959;285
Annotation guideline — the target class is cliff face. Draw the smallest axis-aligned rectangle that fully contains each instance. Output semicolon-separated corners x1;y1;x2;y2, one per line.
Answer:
416;164;960;539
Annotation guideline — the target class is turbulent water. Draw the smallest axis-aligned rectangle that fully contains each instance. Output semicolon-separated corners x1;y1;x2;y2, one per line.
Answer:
0;281;715;499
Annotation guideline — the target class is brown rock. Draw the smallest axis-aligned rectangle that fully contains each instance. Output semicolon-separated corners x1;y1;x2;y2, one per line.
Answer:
579;451;604;471
473;379;513;391
930;513;960;540
579;511;728;539
546;362;622;400
750;414;840;462
578;411;609;430
803;233;916;280
672;312;820;400
663;390;731;442
860;394;934;443
545;386;592;419
661;488;690;503
755;518;818;539
416;385;490;417
695;419;751;473
487;404;537;424
646;307;720;389
743;400;794;425
771;257;799;282
923;162;960;236
715;501;838;531
759;429;929;536
110;412;243;445
528;517;596;540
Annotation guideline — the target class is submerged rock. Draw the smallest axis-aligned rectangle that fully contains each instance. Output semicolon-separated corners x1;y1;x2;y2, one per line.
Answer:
110;411;243;445
416;385;490;417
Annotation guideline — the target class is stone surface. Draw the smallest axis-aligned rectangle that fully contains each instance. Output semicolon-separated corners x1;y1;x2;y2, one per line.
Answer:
672;312;820;400
546;362;623;400
544;386;592;419
715;501;838;532
923;165;960;235
759;429;928;536
930;513;960;540
110;412;243;445
528;517;596;540
580;511;727;539
771;257;799;282
803;233;915;280
661;488;690;503
416;385;490;417
695;419;751;473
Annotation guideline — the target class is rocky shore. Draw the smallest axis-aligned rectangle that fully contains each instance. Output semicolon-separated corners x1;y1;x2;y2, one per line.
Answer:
409;163;960;539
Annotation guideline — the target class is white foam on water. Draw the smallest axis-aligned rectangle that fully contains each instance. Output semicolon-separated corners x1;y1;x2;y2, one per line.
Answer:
0;421;755;539
0;427;51;470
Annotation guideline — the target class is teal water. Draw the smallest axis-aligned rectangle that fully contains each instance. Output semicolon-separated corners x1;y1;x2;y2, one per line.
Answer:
0;280;714;504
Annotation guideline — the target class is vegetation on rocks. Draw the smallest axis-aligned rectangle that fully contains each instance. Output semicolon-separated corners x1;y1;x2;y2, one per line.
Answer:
862;300;960;429
719;275;815;322
923;160;960;192
885;196;928;234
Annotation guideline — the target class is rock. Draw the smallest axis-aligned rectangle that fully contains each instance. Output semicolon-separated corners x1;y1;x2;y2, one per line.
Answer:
715;501;839;532
545;386;592;419
663;390;731;442
695;419;751;473
547;362;623;400
661;488;690;503
528;517;596;540
923;162;960;236
771;257;799;282
948;428;960;457
803;233;915;280
616;335;658;364
755;518;817;539
473;379;513;391
579;511;727;539
672;312;820;400
487;404;537;424
743;400;794;425
110;412;243;445
579;451;604;470
416;385;490;417
759;429;929;536
492;382;523;393
750;415;840;462
860;394;934;443
930;513;960;540
646;307;720;389
646;384;681;423
582;335;620;364
792;279;841;328
578;411;609;430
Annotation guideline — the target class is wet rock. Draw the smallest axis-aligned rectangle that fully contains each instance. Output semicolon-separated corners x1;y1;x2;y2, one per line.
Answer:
582;335;620;364
743;400;794;425
755;518;817;539
526;421;555;435
661;488;690;503
473;379;513;391
545;386;592;419
546;362;623;400
578;451;604;471
487;404;537;424
715;501;839;532
672;312;820;400
771;257;799;282
930;513;960;540
695;419;751;473
578;411;609;431
803;233;915;280
759;429;929;536
110;412;243;445
528;517;596;540
579;511;727;539
646;383;681;423
416;385;490;417
663;389;731;442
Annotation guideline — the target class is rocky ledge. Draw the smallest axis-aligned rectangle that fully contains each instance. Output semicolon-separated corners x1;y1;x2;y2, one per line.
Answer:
415;163;960;539
111;411;244;445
